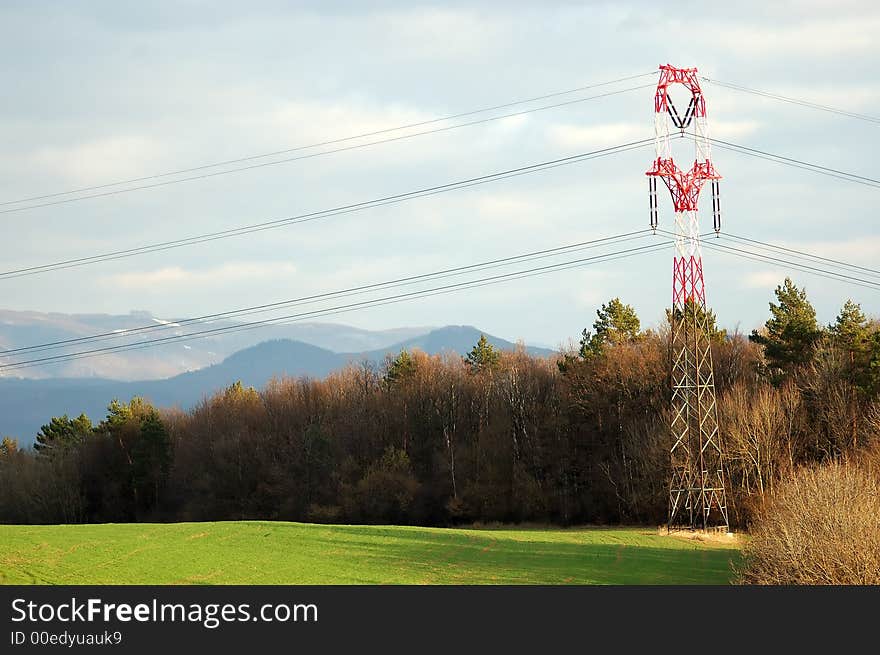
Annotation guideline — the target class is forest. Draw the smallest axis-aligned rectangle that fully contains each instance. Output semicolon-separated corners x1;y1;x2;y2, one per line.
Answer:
1;277;879;529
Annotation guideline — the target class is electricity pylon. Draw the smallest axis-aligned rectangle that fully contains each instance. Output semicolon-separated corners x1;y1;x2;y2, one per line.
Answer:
646;64;729;531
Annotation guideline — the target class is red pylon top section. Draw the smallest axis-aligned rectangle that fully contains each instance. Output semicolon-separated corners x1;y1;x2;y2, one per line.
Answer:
646;64;720;212
654;64;705;117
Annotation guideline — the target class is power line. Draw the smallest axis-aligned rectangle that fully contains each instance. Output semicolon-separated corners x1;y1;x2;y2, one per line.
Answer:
4;229;879;372
719;232;880;279
31;221;876;359
702;77;880;125
0;139;654;280
674;131;879;187
0;230;655;357
702;241;880;293
708;137;880;189
6;134;874;282
655;227;880;292
1;82;657;215
0;239;674;372
1;71;655;207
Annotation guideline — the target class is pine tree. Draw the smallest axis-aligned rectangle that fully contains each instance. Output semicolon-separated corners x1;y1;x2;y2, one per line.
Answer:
868;328;880;396
826;299;872;389
466;335;500;373
92;398;169;518
580;297;641;357
666;298;726;344
132;411;172;513
34;413;93;457
830;299;869;354
102;399;132;429
385;350;417;386
750;277;822;381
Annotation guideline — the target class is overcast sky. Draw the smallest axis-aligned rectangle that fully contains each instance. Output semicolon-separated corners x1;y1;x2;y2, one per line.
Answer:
1;1;877;349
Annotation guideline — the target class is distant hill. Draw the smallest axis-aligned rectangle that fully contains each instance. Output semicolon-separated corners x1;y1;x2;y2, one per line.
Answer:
0;327;557;444
157;340;347;401
0;308;431;380
379;325;553;359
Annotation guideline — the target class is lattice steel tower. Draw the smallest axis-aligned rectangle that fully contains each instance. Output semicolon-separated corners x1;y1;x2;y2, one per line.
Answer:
646;64;729;531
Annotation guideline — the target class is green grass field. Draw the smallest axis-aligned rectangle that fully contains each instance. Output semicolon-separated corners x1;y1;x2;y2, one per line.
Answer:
0;522;740;585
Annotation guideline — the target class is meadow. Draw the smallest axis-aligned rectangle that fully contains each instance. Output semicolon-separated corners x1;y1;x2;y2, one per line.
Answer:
0;522;739;585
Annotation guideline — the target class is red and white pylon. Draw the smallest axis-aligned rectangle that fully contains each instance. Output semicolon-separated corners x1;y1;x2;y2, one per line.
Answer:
646;64;729;531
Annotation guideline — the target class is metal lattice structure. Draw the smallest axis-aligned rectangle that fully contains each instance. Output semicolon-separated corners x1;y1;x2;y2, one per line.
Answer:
646;65;729;531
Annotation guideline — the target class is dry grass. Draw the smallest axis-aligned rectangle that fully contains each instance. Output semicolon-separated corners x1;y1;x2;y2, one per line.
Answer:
737;459;880;585
658;527;741;546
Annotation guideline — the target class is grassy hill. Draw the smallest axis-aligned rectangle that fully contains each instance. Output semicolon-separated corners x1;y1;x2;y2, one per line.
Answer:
0;522;739;585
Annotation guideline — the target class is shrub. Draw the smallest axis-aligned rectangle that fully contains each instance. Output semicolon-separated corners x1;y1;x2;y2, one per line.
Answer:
737;460;880;584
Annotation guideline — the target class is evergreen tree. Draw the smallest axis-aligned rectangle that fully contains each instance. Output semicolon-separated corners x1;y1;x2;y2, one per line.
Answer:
89;397;170;519
580;297;641;357
131;411;172;513
101;399;132;430
830;299;870;354
466;334;500;373
864;325;880;397
826;299;872;390
750;277;822;381
666;298;726;344
34;413;93;457
385;350;417;386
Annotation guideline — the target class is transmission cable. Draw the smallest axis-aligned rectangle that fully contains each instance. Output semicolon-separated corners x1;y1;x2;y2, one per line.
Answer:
718;232;880;278
702;77;880;125
6;230;880;372
702;241;880;293
6;135;874;283
0;230;655;357
1;71;655;207
655;227;880;292
0;239;673;372
1;81;656;214
708;137;880;189
0;139;654;280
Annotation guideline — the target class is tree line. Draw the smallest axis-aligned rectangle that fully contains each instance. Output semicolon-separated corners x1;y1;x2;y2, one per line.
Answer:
1;277;879;527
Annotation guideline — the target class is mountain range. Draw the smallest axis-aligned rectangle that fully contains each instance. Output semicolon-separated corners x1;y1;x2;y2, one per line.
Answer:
0;309;434;380
0;321;556;444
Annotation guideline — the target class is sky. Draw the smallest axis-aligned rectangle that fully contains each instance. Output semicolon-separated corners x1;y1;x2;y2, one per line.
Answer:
1;0;878;351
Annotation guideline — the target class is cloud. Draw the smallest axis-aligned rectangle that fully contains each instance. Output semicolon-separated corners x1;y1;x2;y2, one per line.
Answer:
570;269;615;308
710;120;761;139
233;93;530;173
740;231;880;291
1;1;877;352
788;236;880;264
260;99;433;146
106;262;299;291
372;7;508;60
543;118;759;168
743;270;783;289
476;194;543;226
546;122;644;149
691;14;880;57
492;114;530;132
706;81;880;117
28;135;169;186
